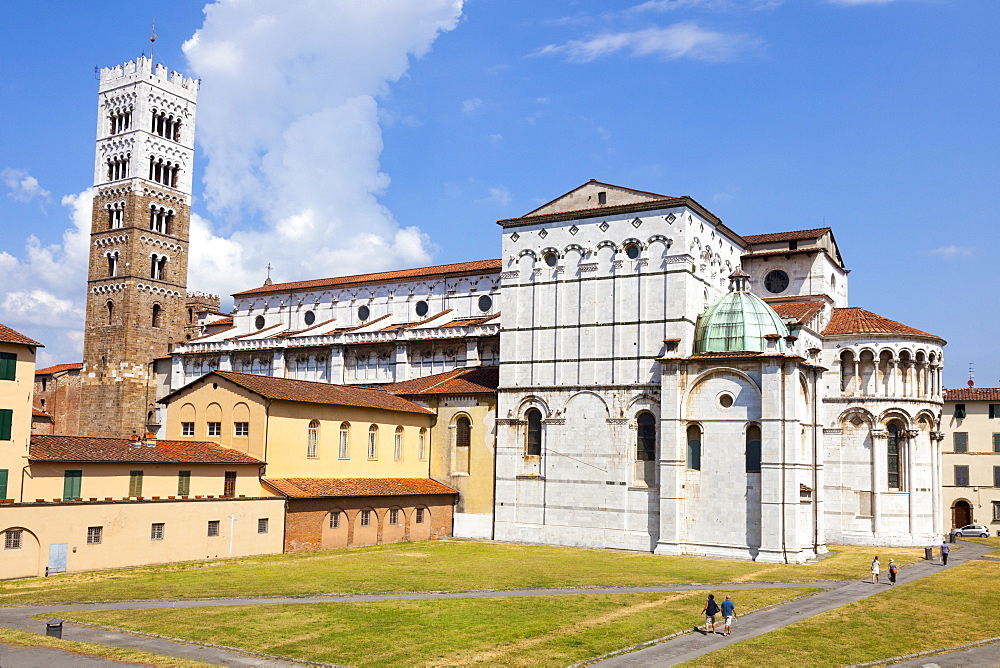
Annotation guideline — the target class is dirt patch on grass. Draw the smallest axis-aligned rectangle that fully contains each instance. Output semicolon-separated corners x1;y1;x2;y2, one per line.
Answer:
428;594;687;666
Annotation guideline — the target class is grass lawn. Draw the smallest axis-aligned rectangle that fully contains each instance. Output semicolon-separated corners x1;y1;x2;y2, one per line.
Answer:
678;559;1000;667
61;588;817;666
0;627;210;667
0;540;925;605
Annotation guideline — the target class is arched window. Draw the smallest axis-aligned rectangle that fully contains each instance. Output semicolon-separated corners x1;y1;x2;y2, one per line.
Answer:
636;412;656;461
887;422;903;490
106;300;114;325
151;304;162;328
456;416;471;449
525;408;542;456
746;424;761;472
418;428;427;460
687;424;702;470
339;422;350;458
394;426;404;460
107;251;118;277
367;425;378;460
307;420;319;458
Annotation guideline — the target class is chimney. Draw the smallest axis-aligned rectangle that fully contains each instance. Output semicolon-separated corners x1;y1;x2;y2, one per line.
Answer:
143;432;157;447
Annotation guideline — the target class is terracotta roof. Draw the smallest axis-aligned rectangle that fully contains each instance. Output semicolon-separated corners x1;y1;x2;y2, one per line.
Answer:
770;301;825;326
743;228;831;244
29;435;263;464
383;366;499;396
165;371;435;416
263;477;457;498
943;388;1000;402
208;316;233;326
35;362;83;376
443;313;501;328
232;259;502;298
0;323;42;347
822;307;942;340
32;407;51;418
381;310;452;331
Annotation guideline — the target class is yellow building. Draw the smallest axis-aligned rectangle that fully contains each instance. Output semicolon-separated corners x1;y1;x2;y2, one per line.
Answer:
2;434;282;579
159;371;457;551
383;366;498;538
943;387;1000;530
0;323;42;503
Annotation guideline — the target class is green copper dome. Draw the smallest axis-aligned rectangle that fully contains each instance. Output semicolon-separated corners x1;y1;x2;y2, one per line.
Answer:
694;271;789;353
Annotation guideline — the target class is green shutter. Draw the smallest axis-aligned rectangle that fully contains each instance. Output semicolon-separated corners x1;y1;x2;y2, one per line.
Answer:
63;470;82;501
955;404;967;419
178;470;191;496
0;409;12;441
129;470;144;497
994;434;1000;453
991;404;1000;419
0;469;8;500
0;352;15;381
954;433;968;453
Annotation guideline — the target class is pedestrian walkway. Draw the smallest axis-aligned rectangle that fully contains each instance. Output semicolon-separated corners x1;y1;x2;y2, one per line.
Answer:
0;541;990;667
593;541;994;667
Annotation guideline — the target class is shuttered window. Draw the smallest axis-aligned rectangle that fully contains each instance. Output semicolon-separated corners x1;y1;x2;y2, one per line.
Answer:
0;409;12;441
955;465;969;487
954;432;968;453
63;470;82;501
0;469;8;500
177;470;191;496
0;352;16;380
129;470;144;497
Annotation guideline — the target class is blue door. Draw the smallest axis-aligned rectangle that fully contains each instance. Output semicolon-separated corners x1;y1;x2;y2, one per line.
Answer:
48;543;68;574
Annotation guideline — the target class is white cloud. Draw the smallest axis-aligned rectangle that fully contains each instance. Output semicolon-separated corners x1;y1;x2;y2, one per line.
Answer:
462;97;483;114
1;168;51;203
489;133;504;143
182;0;465;287
0;189;91;359
624;0;783;12
537;23;761;63
828;0;900;4
932;245;974;257
483;185;512;206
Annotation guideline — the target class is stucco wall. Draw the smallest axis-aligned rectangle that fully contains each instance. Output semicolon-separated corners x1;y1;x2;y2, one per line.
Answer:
0;497;283;579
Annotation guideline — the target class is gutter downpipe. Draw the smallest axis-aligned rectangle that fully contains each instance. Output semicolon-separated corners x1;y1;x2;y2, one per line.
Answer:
491;397;498;541
813;365;820;556
780;357;788;564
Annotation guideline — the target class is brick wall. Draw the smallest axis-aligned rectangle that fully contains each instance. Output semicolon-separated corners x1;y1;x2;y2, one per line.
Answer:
283;493;455;552
33;369;82;435
80;187;190;437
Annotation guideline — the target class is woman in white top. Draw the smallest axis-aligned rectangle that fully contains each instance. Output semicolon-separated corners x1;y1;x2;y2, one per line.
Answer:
871;556;880;584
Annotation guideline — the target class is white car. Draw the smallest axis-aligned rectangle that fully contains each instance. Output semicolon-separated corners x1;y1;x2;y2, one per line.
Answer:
953;524;990;538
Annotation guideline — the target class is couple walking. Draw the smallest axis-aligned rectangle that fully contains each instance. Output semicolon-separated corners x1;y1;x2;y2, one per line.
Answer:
701;594;736;636
870;556;899;585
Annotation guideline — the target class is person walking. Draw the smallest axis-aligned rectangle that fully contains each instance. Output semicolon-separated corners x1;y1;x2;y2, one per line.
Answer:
888;559;898;585
941;540;950;566
720;595;736;636
702;594;720;635
870;556;880;584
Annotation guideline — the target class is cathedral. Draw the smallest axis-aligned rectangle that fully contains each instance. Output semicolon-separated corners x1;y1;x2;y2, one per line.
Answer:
171;181;947;561
66;56;947;563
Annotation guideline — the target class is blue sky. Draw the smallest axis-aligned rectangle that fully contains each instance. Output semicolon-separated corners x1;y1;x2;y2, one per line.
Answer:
0;0;996;387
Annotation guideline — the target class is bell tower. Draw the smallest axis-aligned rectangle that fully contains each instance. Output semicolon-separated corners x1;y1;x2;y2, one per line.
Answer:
79;56;198;437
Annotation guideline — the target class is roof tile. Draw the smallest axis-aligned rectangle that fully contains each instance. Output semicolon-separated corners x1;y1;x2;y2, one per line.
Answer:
382;366;499;396
232;259;501;298
0;323;42;347
263;477;457;498
743;228;831;244
769;301;825;326
165;371;435;416
822;307;942;339
943;388;1000;402
30;435;263;464
35;362;83;376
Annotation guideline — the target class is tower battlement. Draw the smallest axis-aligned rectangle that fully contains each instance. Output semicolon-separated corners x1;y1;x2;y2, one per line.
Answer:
99;56;199;100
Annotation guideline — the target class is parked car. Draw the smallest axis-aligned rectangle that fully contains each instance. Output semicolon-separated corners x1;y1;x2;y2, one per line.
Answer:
952;524;990;538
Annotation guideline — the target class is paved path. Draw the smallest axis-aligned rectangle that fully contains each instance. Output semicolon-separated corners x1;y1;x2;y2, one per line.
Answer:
888;642;1000;667
0;643;149;667
595;541;994;667
0;542;991;667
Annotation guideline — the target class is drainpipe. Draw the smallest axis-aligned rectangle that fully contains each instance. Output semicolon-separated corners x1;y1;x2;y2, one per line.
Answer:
263;398;272;462
491;398;497;541
813;365;820;555
780;359;788;564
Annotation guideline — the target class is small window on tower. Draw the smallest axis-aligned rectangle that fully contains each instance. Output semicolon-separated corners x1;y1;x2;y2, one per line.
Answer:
152;304;162;328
